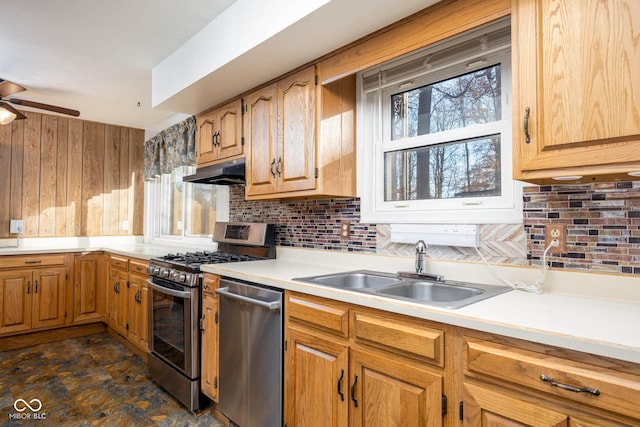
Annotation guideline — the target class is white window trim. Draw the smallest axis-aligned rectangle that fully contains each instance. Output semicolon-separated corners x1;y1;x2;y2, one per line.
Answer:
357;21;522;225
144;178;229;247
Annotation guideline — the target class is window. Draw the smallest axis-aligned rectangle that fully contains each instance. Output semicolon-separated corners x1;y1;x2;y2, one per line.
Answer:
145;166;229;244
357;19;522;224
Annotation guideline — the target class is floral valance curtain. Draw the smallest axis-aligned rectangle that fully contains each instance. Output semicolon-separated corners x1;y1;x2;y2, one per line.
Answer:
143;115;197;181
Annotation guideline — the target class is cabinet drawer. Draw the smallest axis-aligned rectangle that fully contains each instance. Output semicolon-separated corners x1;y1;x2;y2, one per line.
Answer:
286;293;349;338
110;255;129;271
129;259;148;275
353;310;444;366
0;254;67;268
202;274;219;295
464;337;640;420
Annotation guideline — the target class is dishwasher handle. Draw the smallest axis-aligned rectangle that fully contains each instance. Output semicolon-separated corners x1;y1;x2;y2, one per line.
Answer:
216;286;281;311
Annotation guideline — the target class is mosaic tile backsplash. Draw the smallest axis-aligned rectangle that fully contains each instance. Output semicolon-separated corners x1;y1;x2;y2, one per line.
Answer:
524;182;640;275
229;186;377;252
229;182;640;275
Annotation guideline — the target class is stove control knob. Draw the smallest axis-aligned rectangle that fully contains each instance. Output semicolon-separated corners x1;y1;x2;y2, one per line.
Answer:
152;267;160;275
162;269;170;278
178;274;187;282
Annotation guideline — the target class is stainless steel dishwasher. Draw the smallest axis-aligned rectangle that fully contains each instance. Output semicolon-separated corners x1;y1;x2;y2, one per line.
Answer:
216;278;283;427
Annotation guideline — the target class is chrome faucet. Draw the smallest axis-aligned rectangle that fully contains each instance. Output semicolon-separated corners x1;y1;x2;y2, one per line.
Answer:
415;240;427;274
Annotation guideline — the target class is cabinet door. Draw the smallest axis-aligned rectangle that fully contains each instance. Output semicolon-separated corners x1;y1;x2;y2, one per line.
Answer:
32;268;67;329
127;272;148;351
196;112;217;166
108;268;128;335
462;382;568;426
350;348;443;427
73;254;105;323
245;83;279;196
201;292;219;402
285;327;349;427
277;65;317;193
513;0;640;182
0;270;32;334
216;99;243;160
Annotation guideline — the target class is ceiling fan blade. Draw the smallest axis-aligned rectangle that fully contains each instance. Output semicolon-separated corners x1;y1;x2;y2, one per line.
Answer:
7;98;80;117
0;79;27;98
0;101;27;120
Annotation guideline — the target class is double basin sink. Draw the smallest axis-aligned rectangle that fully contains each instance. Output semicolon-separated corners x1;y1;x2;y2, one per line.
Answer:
293;270;511;309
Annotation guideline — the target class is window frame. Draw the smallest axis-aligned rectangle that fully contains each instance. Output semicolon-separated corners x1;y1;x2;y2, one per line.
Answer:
357;20;522;224
144;166;229;246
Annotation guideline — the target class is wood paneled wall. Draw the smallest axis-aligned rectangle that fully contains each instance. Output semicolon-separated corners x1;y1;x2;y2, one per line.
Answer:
0;111;144;238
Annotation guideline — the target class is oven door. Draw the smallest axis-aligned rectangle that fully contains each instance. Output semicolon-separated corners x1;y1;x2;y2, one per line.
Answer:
147;278;200;379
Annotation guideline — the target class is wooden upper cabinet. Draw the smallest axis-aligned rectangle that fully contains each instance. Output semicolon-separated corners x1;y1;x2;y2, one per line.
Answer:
245;66;317;198
196;98;244;167
278;66;317;194
197;112;217;166
245;65;356;200
245;83;279;196
513;0;640;183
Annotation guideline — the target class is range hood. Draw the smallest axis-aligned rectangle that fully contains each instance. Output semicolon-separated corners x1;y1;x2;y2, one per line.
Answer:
183;158;245;185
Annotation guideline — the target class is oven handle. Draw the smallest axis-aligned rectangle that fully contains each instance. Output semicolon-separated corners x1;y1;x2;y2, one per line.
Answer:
147;279;192;299
215;287;281;310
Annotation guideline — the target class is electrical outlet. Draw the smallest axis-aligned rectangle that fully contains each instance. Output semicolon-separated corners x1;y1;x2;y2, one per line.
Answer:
545;224;566;252
10;219;24;234
121;220;129;231
340;221;351;240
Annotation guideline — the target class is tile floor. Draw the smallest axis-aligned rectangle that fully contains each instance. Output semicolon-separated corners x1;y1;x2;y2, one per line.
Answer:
0;332;224;426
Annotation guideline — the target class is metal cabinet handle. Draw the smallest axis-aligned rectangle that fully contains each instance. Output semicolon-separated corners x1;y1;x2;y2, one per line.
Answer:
25;260;42;264
211;133;216;147
524;107;531;144
35;280;38;293
27;281;31;294
276;157;282;177
337;369;345;401
540;374;600;396
350;374;358;408
215;287;281;310
270;158;277;178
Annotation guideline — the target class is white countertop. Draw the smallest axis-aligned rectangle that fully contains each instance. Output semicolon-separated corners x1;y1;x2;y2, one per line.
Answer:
0;236;217;260
202;247;640;365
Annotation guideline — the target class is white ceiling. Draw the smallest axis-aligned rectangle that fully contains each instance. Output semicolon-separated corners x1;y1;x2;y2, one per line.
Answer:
1;0;437;135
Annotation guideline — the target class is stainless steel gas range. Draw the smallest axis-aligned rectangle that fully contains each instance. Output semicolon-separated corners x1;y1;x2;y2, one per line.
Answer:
146;222;275;411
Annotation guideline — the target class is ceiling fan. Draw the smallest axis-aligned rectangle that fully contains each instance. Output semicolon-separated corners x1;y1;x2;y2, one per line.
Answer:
0;78;80;125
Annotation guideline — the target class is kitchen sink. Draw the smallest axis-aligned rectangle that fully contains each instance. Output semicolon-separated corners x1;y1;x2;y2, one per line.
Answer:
293;270;403;289
293;270;511;309
376;281;482;302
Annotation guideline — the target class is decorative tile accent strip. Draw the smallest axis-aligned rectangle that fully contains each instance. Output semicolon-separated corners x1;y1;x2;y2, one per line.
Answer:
523;182;640;275
377;223;527;265
228;186;377;252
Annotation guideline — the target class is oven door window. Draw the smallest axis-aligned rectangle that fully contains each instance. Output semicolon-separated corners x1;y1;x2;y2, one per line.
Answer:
151;286;189;371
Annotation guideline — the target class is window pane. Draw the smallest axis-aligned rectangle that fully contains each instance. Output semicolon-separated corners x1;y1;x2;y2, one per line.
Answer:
391;65;501;140
186;183;215;237
160;168;184;236
384;135;501;201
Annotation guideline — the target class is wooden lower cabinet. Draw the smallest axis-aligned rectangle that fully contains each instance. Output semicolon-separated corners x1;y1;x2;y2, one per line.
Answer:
108;266;128;336
285;327;349;426
106;255;149;352
73;253;106;324
200;274;220;402
127;271;148;352
0;270;33;334
461;332;640;426
350;347;443;427
284;291;445;427
0;266;67;335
